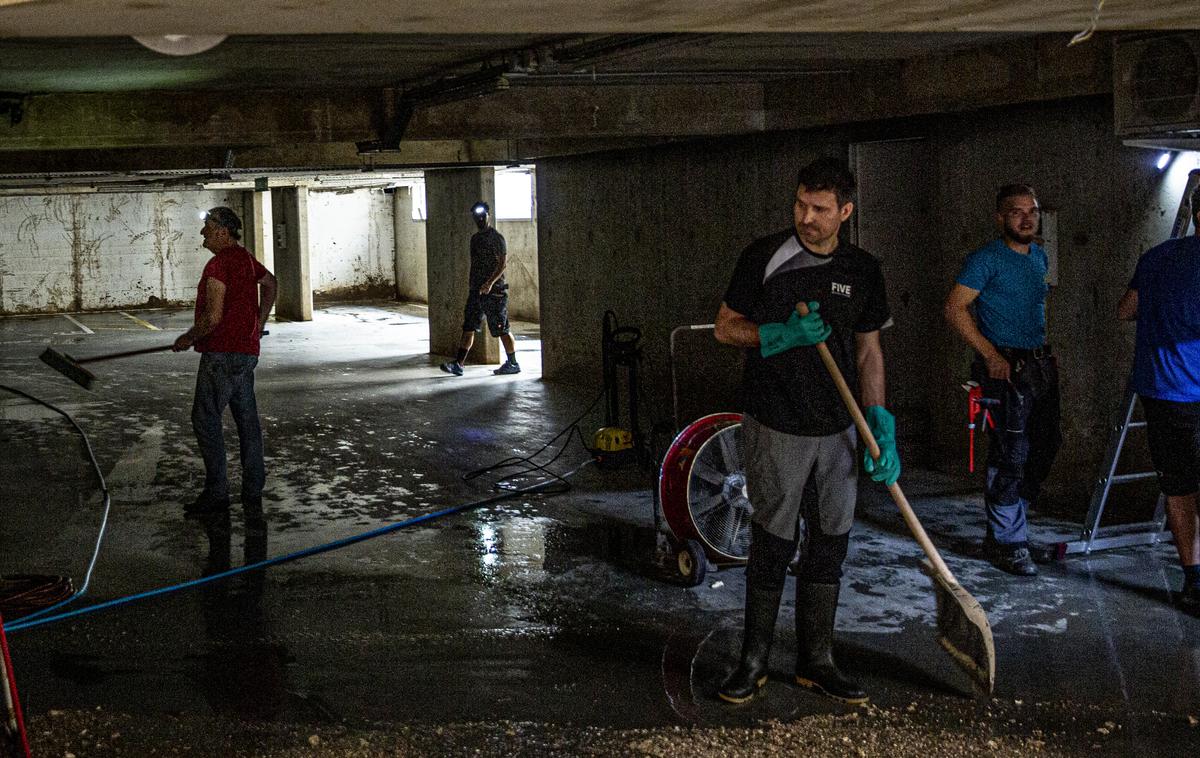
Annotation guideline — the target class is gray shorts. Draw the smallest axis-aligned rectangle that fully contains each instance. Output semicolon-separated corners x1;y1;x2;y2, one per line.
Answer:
741;414;858;541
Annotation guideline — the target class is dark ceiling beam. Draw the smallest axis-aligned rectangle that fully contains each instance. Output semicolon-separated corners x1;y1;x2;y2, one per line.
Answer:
543;34;715;70
361;34;717;150
403;83;766;140
0;82;769;152
0;34;1113;164
0;137;681;174
0;88;384;151
762;34;1113;132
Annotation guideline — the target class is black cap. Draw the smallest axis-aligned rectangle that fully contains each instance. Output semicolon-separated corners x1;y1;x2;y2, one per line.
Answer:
205;206;242;239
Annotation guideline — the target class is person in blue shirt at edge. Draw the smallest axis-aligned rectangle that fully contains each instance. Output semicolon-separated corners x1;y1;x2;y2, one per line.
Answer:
944;184;1061;577
1117;183;1200;613
714;158;899;706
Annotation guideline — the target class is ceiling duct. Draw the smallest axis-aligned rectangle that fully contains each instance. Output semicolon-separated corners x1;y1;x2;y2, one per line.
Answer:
1114;32;1200;139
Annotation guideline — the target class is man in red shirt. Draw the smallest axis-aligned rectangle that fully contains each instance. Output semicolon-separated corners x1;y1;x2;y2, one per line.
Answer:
173;207;277;533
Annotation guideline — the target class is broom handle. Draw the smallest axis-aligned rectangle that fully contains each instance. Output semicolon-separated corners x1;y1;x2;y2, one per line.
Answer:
77;330;269;364
76;345;175;364
795;302;958;584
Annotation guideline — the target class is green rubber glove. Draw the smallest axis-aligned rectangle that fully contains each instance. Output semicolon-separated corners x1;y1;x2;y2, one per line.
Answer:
758;301;832;357
862;405;901;486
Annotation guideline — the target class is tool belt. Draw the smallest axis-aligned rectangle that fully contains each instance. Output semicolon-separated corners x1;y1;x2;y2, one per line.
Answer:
997;344;1052;362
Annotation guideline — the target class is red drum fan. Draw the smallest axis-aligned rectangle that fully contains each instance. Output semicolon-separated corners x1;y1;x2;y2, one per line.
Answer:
656;412;752;585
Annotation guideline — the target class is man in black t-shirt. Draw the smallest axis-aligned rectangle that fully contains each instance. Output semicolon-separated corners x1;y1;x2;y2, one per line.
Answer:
714;158;898;706
440;201;521;376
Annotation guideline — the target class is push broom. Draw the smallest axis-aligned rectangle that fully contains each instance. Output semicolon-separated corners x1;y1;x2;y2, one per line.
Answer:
39;344;175;390
40;327;272;390
796;302;996;694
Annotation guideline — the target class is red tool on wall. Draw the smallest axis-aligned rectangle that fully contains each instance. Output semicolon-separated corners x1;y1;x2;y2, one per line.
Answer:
963;382;999;473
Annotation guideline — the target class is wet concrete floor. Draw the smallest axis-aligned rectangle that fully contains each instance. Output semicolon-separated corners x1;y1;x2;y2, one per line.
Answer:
1;302;1198;755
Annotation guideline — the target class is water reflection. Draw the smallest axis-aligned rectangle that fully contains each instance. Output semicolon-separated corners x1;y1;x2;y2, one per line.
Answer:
474;516;549;581
197;513;289;721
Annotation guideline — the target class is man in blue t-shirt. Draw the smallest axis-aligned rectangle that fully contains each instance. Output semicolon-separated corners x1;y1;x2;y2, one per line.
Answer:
1117;184;1200;611
945;184;1061;577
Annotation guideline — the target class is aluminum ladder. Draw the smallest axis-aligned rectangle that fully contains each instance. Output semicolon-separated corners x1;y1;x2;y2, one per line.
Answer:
1054;167;1200;557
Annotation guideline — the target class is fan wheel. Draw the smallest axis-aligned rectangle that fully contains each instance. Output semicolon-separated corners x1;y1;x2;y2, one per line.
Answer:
659;413;751;563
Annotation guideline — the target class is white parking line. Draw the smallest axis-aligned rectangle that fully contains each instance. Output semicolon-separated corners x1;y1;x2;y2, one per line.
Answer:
119;311;161;330
61;314;94;334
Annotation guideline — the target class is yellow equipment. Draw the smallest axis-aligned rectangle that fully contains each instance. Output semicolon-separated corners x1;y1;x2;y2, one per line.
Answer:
593;426;633;453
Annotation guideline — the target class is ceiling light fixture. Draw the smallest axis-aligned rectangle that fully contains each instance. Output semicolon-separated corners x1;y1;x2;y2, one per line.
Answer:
132;35;227;57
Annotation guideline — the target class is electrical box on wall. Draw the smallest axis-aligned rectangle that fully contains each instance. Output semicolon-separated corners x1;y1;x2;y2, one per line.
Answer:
274;223;287;249
1039;209;1058;287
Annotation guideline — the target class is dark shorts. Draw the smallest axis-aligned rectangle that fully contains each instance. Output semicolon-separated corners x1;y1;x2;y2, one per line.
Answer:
462;289;510;337
1142;396;1200;496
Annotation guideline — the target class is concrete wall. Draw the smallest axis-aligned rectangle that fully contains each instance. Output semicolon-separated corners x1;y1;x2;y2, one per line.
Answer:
392;186;428;303
496;218;539;321
0;190;242;313
393;180;540;322
536;131;842;426
425;168;497;360
309;187;395;301
535;95;1186;507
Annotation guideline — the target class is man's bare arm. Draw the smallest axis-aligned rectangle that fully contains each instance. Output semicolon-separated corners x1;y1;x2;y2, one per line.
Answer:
174;279;225;351
714;302;760;348
481;252;507;294
944;283;1010;381
1117;288;1138;321
855;330;885;408
258;271;277;332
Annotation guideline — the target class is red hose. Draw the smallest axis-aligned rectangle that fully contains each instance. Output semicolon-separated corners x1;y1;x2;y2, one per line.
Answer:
0;614;31;758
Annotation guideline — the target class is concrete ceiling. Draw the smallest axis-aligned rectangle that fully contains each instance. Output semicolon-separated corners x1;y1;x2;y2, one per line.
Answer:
0;1;1195;173
1;1;1188;97
0;32;1034;93
0;0;1195;36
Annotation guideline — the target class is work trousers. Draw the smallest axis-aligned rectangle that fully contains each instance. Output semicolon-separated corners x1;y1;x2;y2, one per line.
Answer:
745;491;851;593
192;352;265;501
973;350;1061;547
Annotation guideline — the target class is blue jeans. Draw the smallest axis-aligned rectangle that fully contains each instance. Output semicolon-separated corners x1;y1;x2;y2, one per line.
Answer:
192;352;265;501
973;351;1061;547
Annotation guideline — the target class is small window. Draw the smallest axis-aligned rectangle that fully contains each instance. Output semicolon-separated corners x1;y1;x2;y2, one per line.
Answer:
410;181;427;221
495;169;533;220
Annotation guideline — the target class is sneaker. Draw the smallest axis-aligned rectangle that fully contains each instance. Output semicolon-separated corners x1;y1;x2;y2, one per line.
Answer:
992;545;1038;576
493;360;521;376
184;493;231;518
439;361;464;376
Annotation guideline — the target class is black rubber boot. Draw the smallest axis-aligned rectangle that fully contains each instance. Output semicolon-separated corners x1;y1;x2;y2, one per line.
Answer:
795;582;868;704
718;585;783;704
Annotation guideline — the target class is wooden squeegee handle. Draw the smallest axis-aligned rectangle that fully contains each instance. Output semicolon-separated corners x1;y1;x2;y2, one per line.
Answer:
795;301;957;584
77;330;270;364
77;345;175;364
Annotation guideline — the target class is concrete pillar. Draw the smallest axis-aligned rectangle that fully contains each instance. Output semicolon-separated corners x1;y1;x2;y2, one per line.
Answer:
245;186;275;272
272;186;313;322
392;186;428;302
425;168;498;362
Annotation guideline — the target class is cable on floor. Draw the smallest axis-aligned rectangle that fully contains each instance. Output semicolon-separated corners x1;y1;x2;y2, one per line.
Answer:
6;474;568;634
462;384;606;494
2;381;603;634
0;384;111;624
